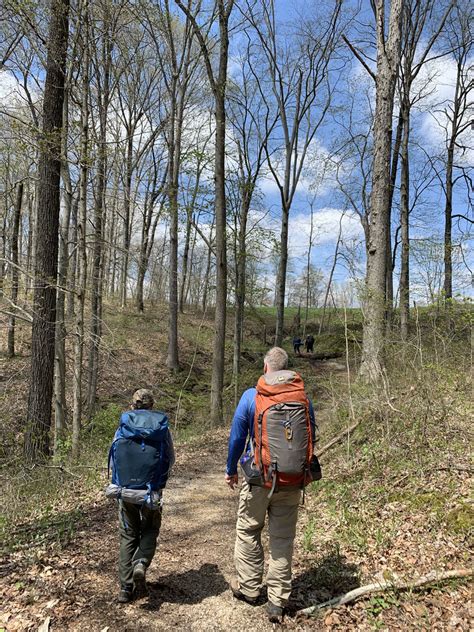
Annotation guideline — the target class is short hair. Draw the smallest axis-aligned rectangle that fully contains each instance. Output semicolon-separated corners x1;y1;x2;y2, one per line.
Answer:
132;388;154;410
264;347;288;371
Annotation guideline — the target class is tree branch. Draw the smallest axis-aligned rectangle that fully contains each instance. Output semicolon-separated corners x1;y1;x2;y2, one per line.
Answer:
342;35;376;82
298;569;473;615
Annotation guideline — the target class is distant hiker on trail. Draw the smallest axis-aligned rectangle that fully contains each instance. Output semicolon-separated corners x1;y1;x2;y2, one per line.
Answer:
105;389;175;604
292;336;303;355
305;334;315;354
225;347;321;623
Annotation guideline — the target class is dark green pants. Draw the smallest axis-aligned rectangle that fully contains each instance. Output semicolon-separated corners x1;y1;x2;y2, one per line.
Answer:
118;500;162;590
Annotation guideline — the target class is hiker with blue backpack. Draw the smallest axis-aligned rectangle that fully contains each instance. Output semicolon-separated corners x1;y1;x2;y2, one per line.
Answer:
225;347;321;624
105;389;174;603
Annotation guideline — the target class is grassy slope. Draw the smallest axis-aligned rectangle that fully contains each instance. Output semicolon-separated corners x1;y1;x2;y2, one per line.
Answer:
0;301;472;629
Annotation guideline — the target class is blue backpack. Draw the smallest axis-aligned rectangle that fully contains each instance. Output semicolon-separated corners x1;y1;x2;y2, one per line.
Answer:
108;409;174;492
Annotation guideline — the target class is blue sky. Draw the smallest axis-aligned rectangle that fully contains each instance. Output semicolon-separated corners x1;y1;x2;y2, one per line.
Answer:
227;0;473;302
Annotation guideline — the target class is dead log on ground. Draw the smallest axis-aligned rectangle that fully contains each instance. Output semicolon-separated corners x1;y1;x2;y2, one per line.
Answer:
298;569;473;616
316;420;360;458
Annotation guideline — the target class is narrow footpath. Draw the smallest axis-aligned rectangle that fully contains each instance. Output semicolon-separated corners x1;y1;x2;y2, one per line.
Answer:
7;432;312;631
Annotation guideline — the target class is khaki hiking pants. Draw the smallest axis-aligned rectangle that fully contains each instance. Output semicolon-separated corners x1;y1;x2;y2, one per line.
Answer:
234;481;301;607
118;500;162;590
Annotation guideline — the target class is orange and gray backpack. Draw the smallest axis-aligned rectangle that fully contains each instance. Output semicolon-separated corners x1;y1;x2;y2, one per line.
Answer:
242;369;316;496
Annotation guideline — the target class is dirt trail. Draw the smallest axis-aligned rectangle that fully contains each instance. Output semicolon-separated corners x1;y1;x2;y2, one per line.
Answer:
8;433;311;632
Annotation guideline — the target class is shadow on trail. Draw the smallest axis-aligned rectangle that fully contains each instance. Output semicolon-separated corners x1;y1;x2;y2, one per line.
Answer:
141;563;227;611
288;548;360;613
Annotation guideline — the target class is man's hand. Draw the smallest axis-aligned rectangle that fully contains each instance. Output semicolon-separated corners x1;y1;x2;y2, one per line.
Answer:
225;473;238;490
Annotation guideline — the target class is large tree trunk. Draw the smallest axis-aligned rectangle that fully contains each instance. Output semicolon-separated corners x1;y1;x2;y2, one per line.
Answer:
210;90;228;424
24;0;70;463
359;0;403;383
209;2;233;426
7;181;23;358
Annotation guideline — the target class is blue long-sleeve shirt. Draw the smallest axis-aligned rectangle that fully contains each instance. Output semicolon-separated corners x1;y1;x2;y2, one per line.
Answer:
226;387;316;476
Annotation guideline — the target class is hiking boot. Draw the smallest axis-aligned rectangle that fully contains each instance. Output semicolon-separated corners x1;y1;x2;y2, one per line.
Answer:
230;577;258;605
267;601;283;623
117;589;133;604
133;562;147;595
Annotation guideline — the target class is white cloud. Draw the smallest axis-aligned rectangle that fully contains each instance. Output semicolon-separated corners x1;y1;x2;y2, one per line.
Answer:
246;206;364;258
0;70;40;111
288;208;364;256
258;138;337;199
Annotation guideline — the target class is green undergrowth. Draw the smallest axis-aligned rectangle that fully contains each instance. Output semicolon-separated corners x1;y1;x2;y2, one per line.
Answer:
1;300;472;574
301;323;473;601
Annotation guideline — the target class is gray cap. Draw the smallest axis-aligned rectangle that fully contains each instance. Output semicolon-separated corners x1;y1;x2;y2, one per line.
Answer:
132;388;154;409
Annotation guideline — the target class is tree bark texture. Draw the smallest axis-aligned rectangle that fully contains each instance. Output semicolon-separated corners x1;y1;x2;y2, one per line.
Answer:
359;0;403;382
72;29;89;459
24;0;70;462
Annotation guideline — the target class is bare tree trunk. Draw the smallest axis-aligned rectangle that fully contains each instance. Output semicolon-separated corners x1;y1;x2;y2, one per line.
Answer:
66;198;78;319
444;139;455;302
319;213;343;335
399;103;410;340
166;80;180;370
202;225;214;312
120;132;133;308
385;109;404;333
71;24;89;459
179;208;192;314
0;161;9;300
7;181;23;358
275;202;289;346
54;92;73;454
211;78;229;423
184;218;198;307
359;0;403;383
24;0;70;463
87;18;111;419
233;189;250;406
24;185;34;300
303;204;314;336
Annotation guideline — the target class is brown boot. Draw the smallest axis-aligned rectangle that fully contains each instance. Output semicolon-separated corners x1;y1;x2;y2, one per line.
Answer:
229;577;258;605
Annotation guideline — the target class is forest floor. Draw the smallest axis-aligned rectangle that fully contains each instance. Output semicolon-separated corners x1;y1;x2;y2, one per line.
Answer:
1;420;472;630
0;306;472;630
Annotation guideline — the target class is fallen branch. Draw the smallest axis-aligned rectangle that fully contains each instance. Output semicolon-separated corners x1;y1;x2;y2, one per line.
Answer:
29;463;81;479
298;569;473;616
309;352;344;361
316;420;360;458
